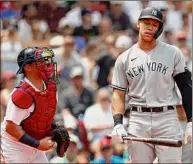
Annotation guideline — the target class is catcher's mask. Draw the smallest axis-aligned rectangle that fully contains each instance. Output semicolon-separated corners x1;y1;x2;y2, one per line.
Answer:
17;47;59;83
138;7;163;39
34;47;59;83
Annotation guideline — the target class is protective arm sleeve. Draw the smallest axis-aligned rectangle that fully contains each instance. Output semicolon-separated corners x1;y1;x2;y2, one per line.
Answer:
174;68;192;121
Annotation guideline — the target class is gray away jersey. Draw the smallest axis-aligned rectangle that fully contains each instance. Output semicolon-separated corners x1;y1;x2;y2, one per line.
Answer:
111;40;186;107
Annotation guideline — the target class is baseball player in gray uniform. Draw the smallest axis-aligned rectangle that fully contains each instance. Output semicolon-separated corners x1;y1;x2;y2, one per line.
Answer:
111;7;192;163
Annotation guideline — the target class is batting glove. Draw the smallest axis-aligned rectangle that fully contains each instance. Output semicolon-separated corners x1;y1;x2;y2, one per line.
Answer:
111;124;128;142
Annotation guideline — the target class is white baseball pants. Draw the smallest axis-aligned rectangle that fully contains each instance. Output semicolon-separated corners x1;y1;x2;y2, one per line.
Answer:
127;109;183;163
1;133;48;163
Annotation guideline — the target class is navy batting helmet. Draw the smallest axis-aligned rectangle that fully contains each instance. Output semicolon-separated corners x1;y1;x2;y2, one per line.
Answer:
16;47;38;74
138;7;163;39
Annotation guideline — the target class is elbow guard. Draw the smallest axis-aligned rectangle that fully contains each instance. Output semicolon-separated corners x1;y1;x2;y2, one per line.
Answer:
174;68;192;121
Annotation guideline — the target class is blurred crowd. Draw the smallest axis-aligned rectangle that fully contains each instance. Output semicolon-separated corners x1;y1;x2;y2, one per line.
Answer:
0;1;192;163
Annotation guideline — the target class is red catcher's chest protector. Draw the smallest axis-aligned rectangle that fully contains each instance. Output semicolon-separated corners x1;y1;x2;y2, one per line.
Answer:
12;81;57;140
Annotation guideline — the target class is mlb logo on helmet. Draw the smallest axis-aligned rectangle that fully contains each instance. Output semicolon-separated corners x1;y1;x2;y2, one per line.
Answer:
151;10;157;16
138;7;163;39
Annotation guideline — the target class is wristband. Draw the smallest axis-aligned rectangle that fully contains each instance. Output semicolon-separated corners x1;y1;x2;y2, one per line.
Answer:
19;133;40;148
113;113;123;126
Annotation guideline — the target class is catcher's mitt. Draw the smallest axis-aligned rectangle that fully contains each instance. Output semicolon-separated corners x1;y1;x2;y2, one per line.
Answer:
51;126;70;157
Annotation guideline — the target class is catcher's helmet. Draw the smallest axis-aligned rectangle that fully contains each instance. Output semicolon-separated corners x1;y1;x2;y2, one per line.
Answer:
16;47;38;74
138;7;163;39
17;47;58;83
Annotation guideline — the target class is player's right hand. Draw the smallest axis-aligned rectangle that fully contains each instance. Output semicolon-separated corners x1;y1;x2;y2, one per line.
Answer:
37;136;55;151
111;124;128;142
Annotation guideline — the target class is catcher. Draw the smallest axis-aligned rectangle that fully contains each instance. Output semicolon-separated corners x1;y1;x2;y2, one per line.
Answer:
1;47;70;163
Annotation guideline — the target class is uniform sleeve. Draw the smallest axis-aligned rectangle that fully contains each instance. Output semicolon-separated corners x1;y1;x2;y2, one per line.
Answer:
173;47;186;77
5;98;34;125
111;55;128;91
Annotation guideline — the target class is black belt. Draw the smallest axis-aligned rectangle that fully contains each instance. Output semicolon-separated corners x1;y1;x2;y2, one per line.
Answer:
132;106;174;113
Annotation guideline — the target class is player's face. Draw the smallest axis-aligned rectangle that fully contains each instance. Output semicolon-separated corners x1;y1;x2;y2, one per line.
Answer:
139;19;160;42
24;62;42;79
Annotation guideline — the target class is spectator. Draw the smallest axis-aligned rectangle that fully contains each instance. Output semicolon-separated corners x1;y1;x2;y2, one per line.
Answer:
186;1;192;50
23;19;50;47
96;34;132;88
62;109;78;134
58;66;94;118
175;31;189;49
81;40;100;88
64;1;102;27
48;35;82;98
89;1;108;14
98;17;112;42
158;3;168;24
56;36;82;80
58;18;87;52
165;1;184;33
58;17;74;36
73;8;99;43
162;28;175;45
37;0;67;33
0;71;16;124
106;1;132;31
181;12;190;36
105;66;114;94
115;35;132;54
48;35;65;58
1;21;23;72
123;1;150;25
0;71;16;107
17;3;38;41
76;149;90;164
83;88;113;148
90;136;126;163
113;142;131;162
0;1;22;29
95;35;117;88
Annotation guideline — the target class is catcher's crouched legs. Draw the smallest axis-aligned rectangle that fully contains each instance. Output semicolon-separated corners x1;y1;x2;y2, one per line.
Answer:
127;141;156;163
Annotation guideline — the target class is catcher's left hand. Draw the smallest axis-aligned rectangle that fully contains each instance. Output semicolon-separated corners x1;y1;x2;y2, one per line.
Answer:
51;126;70;157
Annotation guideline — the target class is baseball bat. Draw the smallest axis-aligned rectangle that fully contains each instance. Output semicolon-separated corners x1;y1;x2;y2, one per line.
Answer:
107;135;182;147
